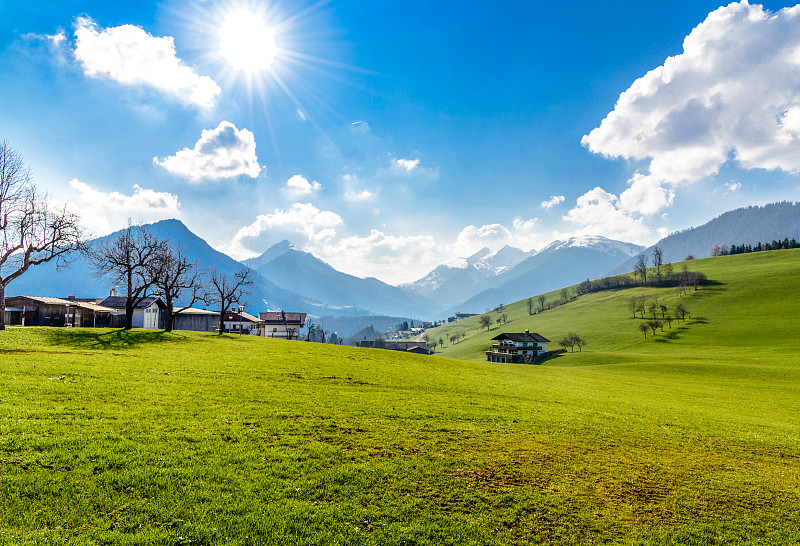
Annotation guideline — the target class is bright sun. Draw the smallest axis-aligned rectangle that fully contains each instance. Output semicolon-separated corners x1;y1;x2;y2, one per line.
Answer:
218;10;278;74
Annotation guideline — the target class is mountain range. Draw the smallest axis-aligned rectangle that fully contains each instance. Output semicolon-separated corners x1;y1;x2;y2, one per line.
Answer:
6;202;799;326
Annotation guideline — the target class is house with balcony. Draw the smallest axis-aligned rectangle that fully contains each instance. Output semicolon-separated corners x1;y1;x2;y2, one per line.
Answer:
258;311;307;339
486;330;550;363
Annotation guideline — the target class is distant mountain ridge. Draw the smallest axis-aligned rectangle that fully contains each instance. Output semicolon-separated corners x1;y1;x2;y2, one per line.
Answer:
435;235;643;315
7;220;351;317
612;201;800;274
243;240;435;318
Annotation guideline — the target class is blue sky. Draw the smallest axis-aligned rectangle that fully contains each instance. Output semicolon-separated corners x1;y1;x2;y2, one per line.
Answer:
2;0;800;283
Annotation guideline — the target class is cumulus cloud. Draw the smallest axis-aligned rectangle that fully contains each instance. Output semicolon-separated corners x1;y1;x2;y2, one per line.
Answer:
285;174;321;195
230;203;343;258
562;186;652;244
154;121;262;181
619;173;675;215
540;195;565;209
725;181;742;192
66;179;181;236
73;17;220;107
453;224;514;256
393;158;420;172
584;2;800;185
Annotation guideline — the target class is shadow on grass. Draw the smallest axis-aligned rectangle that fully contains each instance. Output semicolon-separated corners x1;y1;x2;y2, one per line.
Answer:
46;328;186;350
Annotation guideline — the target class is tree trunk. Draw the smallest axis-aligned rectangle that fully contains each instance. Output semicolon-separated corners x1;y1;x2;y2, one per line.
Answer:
218;311;225;334
125;303;134;330
165;299;174;332
0;282;6;331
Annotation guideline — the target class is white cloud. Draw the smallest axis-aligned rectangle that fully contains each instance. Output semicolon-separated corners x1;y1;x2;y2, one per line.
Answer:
66;179;181;236
583;2;800;186
316;230;439;283
453;224;513;256
725;181;742;192
345;189;375;202
394;158;420;172
540;195;565;209
229;202;343;258
562;186;653;244
619;173;675;215
154;121;262;182
73;16;220;107
285;174;321;195
341;174;376;202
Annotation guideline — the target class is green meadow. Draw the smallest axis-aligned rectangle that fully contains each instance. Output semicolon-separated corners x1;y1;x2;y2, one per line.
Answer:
1;250;799;544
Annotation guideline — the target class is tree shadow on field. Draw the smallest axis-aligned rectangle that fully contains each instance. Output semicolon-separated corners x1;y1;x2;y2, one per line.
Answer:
653;327;688;343
46;328;185;350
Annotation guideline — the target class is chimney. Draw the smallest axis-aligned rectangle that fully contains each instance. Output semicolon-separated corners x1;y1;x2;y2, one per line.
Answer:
110;287;118;297
281;310;285;321
68;295;76;300
525;329;529;333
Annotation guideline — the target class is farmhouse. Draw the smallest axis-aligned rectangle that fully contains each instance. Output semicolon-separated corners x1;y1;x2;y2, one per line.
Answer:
223;310;262;334
258;311;306;339
486;330;550;363
98;295;167;329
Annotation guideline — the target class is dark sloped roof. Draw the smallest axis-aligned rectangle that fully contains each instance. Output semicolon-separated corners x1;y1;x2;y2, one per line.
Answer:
98;296;165;310
492;332;550;343
259;312;306;326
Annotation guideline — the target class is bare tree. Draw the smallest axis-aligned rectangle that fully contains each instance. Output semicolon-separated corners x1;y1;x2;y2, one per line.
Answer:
675;303;690;322
527;297;533;315
207;268;254;334
152;242;206;332
0;142;85;330
568;332;585;352
560;287;569;303
427;339;438;353
638;322;649;338
537;294;546;311
652;246;664;281
91;224;165;330
628;296;638;319
634;254;648;285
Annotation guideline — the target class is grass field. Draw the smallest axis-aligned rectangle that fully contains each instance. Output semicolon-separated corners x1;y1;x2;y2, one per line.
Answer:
1;250;799;544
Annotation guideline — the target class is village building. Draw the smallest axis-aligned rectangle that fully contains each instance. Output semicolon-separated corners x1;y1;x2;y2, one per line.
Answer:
358;340;429;353
222;310;262;334
258;311;306;339
172;308;219;332
486;330;550;364
4;296;116;327
98;295;167;329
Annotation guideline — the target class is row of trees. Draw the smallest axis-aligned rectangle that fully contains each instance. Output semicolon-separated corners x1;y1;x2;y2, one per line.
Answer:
636;304;690;338
90;224;254;332
711;238;800;257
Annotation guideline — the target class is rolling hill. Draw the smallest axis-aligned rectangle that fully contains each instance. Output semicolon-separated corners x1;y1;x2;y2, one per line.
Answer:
1;248;799;543
429;247;800;363
613;201;800;274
